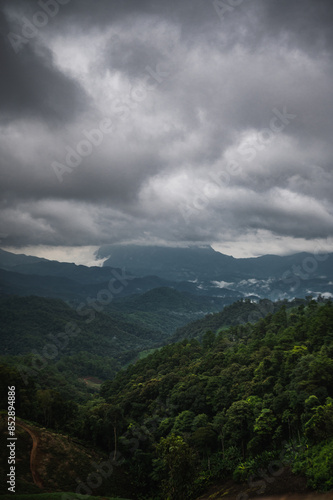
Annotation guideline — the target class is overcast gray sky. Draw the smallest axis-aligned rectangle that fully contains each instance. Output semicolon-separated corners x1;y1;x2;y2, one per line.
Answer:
1;0;333;263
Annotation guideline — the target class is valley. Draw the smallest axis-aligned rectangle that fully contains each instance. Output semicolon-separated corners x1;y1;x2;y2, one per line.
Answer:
0;246;333;499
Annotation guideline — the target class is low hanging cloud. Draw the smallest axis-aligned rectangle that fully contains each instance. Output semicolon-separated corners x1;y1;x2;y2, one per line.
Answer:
0;0;333;260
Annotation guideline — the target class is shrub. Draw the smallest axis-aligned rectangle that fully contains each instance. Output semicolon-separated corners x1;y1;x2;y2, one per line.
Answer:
233;450;279;482
291;438;333;491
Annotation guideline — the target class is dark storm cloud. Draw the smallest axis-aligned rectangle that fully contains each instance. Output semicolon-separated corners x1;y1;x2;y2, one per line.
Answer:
57;0;214;32
256;0;333;54
103;37;165;79
0;0;333;256
0;8;88;124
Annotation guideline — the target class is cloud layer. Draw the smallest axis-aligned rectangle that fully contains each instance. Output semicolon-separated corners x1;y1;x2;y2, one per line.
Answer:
1;0;333;259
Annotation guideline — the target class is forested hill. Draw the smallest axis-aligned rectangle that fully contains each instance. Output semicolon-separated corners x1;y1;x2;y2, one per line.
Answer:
0;294;166;380
171;297;307;342
99;299;333;498
1;299;333;499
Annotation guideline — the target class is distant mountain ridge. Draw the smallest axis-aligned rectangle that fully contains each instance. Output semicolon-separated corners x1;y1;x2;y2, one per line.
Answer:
0;248;122;284
98;244;233;281
98;244;333;300
0;248;46;268
0;249;238;336
1;245;333;301
98;244;333;280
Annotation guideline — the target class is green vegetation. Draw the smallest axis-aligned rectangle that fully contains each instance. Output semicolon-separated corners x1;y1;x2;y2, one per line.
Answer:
99;299;333;497
292;438;333;490
0;414;132;498
171;297;306;342
0;295;165;359
106;287;228;335
1;297;333;498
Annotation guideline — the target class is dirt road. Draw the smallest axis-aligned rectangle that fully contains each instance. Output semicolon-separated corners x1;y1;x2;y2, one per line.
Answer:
16;421;43;489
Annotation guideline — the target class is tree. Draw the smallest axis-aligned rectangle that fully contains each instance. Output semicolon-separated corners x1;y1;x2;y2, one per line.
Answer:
213;410;227;458
106;404;123;460
36;389;56;427
202;330;215;350
253;408;277;436
190;426;217;464
172;410;195;434
225;400;252;457
191;413;209;431
304;397;333;441
154;434;197;500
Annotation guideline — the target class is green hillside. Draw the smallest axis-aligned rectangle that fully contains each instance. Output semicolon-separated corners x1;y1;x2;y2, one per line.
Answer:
0;415;131;498
0;295;168;399
100;299;333;498
112;286;222;312
1;299;333;499
171;297;307;342
0;295;165;358
107;287;228;335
